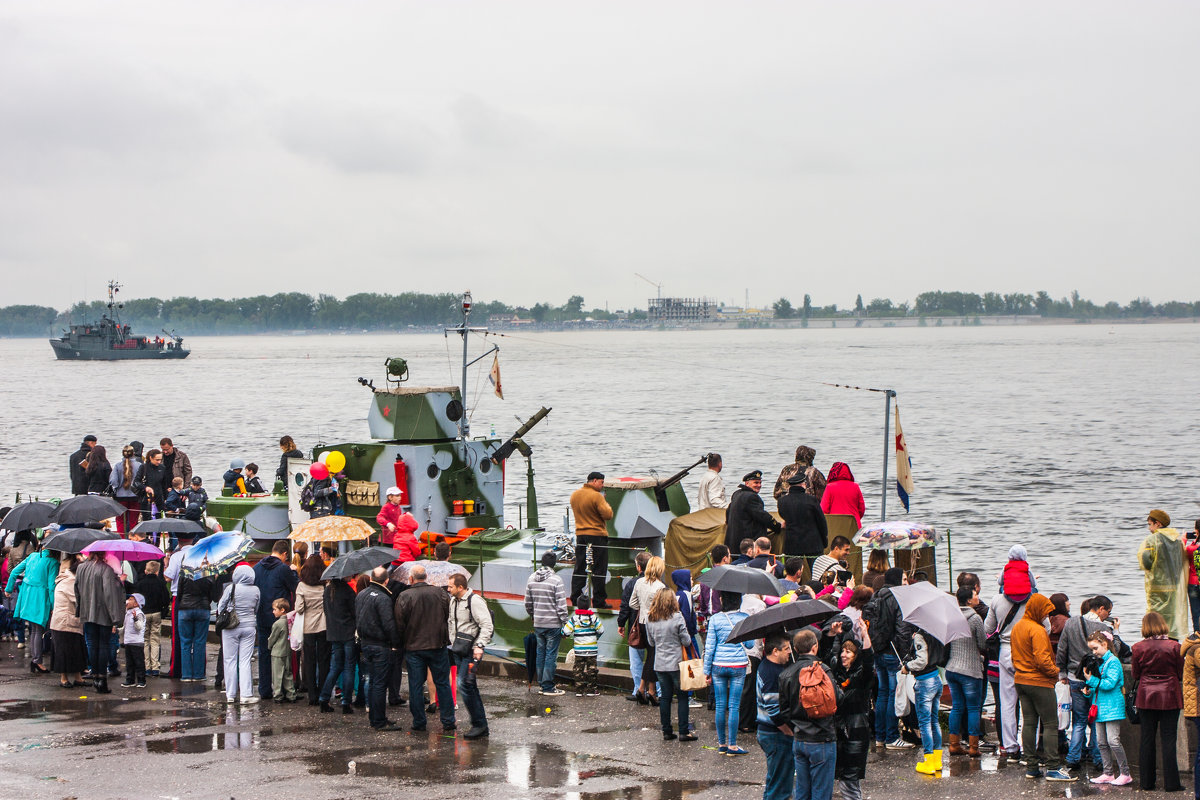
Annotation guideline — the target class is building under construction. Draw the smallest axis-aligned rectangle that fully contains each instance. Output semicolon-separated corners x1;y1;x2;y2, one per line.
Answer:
647;297;716;323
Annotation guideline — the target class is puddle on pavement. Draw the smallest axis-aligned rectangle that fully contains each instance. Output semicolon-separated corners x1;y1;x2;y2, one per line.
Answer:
569;780;754;800
307;740;636;790
0;698;210;726
145;730;266;753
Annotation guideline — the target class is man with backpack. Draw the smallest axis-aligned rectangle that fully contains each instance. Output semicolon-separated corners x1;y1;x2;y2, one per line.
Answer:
779;628;842;800
862;567;913;751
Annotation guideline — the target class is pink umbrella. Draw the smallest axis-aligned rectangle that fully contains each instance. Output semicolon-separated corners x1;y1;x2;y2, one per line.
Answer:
81;539;165;562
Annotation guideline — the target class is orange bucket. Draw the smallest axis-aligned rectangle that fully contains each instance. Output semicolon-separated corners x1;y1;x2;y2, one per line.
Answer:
452;500;465;515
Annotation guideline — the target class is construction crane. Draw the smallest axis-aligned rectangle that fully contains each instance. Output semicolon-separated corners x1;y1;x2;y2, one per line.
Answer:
634;272;662;301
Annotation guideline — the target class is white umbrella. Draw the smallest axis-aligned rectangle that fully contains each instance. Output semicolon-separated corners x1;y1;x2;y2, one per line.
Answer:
889;581;972;644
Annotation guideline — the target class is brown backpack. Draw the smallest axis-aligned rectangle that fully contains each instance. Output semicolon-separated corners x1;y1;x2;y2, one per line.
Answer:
798;662;838;719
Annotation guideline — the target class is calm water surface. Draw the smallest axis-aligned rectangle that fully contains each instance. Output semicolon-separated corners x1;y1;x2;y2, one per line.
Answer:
2;323;1198;625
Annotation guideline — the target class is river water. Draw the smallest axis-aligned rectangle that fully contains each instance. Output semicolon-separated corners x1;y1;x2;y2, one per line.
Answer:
2;323;1198;626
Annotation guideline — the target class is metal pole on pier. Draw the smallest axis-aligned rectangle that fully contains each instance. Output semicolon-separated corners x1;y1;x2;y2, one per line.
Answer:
881;390;894;522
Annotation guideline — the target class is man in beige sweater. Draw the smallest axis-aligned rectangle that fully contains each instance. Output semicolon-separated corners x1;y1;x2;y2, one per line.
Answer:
569;471;614;607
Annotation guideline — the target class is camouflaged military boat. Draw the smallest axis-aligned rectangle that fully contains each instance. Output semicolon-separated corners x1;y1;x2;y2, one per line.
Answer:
50;281;189;361
206;293;695;669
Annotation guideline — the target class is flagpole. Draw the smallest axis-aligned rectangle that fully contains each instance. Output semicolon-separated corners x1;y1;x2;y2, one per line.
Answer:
881;390;895;522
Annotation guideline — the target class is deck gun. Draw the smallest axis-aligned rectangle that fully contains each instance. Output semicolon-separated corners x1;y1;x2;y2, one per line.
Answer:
488;406;552;464
650;454;710;511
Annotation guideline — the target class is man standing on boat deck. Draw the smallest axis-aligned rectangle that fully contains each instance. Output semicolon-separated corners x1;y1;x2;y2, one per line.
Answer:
697;453;729;510
69;435;97;496
569;472;614;607
158;438;193;487
724;471;782;553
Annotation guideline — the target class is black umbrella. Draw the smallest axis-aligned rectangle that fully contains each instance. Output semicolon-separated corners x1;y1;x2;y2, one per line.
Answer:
132;518;205;535
697;564;785;596
727;598;839;644
51;495;125;526
41;527;121;554
0;502;56;532
321;546;402;581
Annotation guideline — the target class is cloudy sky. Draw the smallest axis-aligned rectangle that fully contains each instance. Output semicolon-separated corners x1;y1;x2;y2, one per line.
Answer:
2;2;1197;312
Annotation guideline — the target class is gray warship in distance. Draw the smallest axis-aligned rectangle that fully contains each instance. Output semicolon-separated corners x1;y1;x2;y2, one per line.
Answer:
205;292;698;668
50;280;189;361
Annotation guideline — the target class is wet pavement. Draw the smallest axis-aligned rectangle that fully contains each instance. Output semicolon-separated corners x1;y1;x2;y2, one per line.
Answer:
0;640;1190;799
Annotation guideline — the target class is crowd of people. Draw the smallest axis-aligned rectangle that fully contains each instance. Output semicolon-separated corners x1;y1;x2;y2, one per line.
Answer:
6;437;1200;799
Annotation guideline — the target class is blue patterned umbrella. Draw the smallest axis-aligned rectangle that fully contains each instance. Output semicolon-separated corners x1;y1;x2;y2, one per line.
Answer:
181;533;254;577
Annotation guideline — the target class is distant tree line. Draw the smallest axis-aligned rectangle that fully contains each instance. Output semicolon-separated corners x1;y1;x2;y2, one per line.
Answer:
0;292;626;336
772;290;1200;320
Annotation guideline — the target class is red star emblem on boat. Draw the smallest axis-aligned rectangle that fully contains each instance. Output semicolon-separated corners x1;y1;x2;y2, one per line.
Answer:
382;405;390;417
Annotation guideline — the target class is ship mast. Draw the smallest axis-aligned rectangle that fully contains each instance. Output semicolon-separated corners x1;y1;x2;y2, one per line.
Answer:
106;280;124;342
445;291;497;452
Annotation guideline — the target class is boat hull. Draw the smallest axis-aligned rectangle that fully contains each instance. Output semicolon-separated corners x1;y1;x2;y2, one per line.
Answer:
49;339;190;360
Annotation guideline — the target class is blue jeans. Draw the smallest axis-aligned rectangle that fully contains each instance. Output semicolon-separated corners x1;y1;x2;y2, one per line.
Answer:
947;670;982;737
176;608;210;680
360;643;390;728
407;649;454;728
792;739;836;800
1067;680;1102;764
914;672;943;755
533;627;561;691
874;652;900;743
453;652;487;730
758;729;794;800
711;664;746;747
321;640;356;705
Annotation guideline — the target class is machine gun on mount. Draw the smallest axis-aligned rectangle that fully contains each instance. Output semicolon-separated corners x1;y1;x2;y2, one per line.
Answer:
487;406;552;529
649;454;710;511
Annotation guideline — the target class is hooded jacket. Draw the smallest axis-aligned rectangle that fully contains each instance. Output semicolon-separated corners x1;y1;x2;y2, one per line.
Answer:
562;608;604;655
524;566;569;629
863;583;903;655
1139;526;1190;640
819;462;865;526
218;563;260;633
5;549;59;627
252;555;299;631
671;568;696;636
1010;593;1058;687
1085;649;1126;723
376;502;418;547
1182;636;1200;718
222;469;247;494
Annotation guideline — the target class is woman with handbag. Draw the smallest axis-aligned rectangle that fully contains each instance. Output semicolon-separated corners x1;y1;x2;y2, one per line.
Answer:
294;555;330;707
1083;630;1131;785
645;587;698;742
218;565;260;704
629;556;666;705
1131;611;1184;791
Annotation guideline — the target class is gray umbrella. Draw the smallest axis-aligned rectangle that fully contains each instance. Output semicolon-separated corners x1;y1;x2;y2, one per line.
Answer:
41;527;121;554
132;518;205;535
321;547;402;581
697;564;785;596
0;502;56;532
51;495;125;526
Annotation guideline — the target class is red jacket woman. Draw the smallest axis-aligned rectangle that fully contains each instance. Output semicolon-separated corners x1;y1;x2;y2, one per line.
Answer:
820;462;865;527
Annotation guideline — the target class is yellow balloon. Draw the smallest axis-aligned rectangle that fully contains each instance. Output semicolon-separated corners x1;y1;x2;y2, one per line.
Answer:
325;451;346;473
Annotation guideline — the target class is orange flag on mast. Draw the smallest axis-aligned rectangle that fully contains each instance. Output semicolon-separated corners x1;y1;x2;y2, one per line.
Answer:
895;404;913;511
488;355;503;399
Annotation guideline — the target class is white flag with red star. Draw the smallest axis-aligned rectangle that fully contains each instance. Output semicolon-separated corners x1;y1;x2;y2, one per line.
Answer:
895;404;914;511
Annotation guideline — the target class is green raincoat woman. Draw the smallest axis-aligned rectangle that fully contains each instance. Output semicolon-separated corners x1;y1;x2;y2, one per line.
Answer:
1138;509;1189;640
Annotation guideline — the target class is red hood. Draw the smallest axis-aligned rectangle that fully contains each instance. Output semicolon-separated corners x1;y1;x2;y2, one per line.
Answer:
828;462;855;482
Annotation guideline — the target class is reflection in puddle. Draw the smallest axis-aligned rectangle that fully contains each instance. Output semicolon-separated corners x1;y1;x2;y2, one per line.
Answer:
146;731;263;754
306;740;636;790
568;780;752;800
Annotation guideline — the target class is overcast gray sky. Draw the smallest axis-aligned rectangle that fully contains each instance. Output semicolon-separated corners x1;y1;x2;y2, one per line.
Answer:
2;1;1197;312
